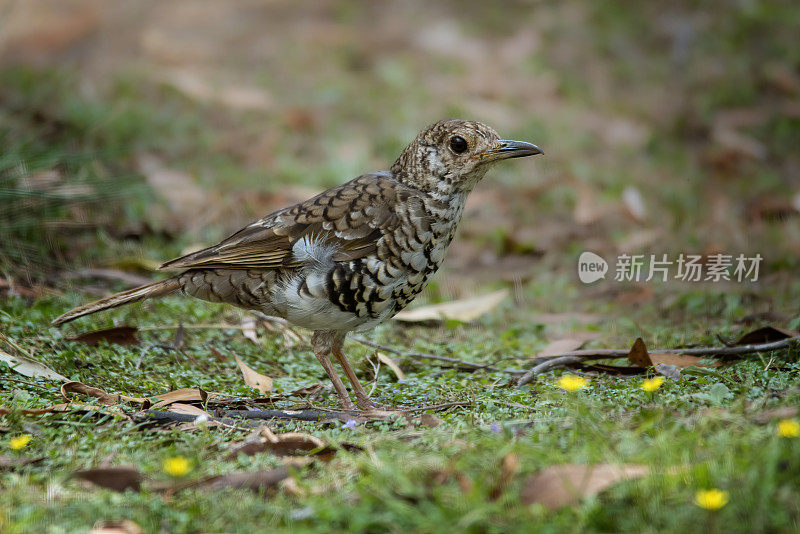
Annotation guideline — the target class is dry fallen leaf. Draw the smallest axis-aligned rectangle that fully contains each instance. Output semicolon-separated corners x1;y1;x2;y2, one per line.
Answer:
60;382;215;408
150;389;216;409
0;455;45;469
393;289;509;323
627;338;652;367
627;338;716;369
419;413;443;428
66;326;139;346
650;353;713;368
74;466;145;492
375;352;405;381
736;326;799;345
520;463;649;508
489;452;519;500
191;467;289;493
0;348;68;381
287;383;324;398
0;403;100;415
61;381;145;405
234;354;273;395
752;405;798;424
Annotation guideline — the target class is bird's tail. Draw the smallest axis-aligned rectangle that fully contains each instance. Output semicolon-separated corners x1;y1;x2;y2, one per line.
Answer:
51;278;182;326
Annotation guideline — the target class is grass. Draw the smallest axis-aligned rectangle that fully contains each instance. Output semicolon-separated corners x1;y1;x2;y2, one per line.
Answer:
2;0;800;531
1;278;799;533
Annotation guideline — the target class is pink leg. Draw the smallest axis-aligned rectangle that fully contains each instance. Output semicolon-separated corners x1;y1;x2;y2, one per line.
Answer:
332;338;384;410
311;331;355;410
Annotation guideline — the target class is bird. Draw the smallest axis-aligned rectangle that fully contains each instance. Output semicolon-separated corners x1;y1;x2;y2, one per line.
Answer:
52;119;542;411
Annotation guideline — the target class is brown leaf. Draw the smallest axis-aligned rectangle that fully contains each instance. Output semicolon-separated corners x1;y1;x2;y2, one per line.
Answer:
74;466;145;492
0;348;68;381
234;354;273;395
225;430;359;461
520;463;649;508
61;382;145;405
150;389;216;409
375;352;405;381
0;403;99;415
66;326;139;346
192;467;289;493
752;405;798;424
266;432;326;456
60;382;214;408
627;338;715;369
736;326;799;345
430;468;474;494
0;455;45;469
393;289;508;323
650;353;714;368
419;413;442;428
89;520;143;534
627;338;652;367
489;452;519;500
225;440;270;460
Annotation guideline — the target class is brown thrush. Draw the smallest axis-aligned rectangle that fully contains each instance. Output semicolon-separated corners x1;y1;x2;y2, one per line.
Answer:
52;119;542;410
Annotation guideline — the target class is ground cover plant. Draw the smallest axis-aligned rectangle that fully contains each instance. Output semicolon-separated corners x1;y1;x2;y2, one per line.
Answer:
1;1;799;532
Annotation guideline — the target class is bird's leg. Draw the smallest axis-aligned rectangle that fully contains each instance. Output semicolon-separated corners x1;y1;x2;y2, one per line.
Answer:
331;336;384;410
311;331;355;411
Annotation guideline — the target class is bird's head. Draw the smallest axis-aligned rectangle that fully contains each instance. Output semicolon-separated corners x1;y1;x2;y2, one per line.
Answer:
392;119;542;194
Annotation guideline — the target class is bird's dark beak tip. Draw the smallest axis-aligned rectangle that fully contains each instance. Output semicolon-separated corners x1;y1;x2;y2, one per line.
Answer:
490;140;543;160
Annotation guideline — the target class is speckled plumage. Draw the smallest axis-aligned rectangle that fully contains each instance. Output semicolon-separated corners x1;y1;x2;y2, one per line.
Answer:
53;119;542;410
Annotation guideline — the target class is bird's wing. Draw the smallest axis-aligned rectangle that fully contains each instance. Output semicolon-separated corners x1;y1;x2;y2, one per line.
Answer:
159;172;416;271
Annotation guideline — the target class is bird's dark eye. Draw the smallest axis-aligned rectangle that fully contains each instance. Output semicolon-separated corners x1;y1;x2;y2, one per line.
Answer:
449;135;468;154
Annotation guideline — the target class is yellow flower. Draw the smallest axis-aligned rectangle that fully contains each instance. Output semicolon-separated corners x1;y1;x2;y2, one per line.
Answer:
777;419;800;438
694;489;729;510
162;456;192;477
640;377;665;392
556;375;588;392
9;435;31;450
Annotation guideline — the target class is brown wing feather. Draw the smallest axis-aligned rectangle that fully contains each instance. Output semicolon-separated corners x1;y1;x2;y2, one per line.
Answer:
159;172;404;271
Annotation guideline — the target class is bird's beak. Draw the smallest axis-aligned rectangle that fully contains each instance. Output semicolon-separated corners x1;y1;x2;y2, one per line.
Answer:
480;140;543;161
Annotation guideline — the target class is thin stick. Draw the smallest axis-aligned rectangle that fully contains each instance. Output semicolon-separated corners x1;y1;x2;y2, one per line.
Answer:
515;336;800;386
529;336;800;361
133;322;799;382
516;356;585;387
349;336;525;375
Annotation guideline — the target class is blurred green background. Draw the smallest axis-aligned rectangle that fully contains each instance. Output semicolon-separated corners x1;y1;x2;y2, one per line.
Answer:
2;0;798;297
